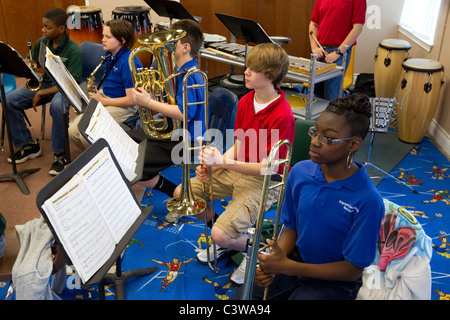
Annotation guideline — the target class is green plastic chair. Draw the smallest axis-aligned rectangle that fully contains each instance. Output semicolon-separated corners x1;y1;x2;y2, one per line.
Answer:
290;118;315;166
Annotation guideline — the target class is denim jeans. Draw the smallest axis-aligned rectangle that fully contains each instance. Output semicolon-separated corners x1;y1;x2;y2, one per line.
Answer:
5;82;69;154
0;233;5;258
231;249;362;300
314;46;353;101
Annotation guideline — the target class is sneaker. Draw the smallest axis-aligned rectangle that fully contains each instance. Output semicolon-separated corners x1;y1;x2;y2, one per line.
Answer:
196;243;234;264
49;153;67;176
230;253;248;285
7;140;42;164
165;211;179;223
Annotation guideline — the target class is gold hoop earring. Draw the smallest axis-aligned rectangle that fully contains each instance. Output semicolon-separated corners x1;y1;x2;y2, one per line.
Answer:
346;151;354;170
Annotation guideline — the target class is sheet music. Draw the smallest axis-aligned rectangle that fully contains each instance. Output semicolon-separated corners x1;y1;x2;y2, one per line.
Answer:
44;47;89;113
84;101;139;182
42;147;141;283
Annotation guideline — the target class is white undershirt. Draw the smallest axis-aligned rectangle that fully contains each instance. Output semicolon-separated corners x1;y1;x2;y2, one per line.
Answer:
253;94;280;113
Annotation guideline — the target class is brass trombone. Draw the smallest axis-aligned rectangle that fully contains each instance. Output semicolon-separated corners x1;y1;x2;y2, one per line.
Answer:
240;139;292;300
165;67;219;273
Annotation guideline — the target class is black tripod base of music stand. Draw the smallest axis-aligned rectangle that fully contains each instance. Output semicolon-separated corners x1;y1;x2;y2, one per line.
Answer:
99;262;158;300
365;162;419;194
0;167;40;195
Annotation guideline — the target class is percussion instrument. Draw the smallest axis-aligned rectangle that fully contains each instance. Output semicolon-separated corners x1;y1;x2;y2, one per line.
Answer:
374;39;411;98
395;58;444;144
67;6;103;45
154;21;170;33
269;36;291;46
113;6;152;67
203;33;227;47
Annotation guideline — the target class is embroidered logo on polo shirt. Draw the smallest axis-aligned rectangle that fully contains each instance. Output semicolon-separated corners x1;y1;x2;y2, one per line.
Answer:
339;200;360;214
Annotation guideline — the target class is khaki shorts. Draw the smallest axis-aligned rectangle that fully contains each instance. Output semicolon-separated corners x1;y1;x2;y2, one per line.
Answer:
190;168;279;239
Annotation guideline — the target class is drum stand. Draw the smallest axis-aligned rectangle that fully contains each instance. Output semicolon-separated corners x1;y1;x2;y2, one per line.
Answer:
365;97;418;193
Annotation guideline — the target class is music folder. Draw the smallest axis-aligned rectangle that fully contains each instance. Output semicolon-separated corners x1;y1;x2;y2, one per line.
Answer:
77;98;146;185
38;42;89;114
36;138;153;286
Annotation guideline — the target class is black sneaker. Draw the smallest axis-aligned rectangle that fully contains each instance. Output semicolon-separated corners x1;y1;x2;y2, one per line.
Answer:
49;153;67;176
7;140;42;164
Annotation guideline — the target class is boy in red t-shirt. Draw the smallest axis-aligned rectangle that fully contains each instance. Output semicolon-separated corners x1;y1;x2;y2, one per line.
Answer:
172;43;295;284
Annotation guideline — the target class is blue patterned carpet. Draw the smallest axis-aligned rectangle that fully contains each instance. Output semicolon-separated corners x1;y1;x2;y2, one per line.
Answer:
1;134;448;301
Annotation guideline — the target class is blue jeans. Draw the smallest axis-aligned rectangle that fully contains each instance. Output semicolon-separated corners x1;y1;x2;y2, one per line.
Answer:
315;46;353;101
5;82;69;154
0;233;5;258
231;249;362;300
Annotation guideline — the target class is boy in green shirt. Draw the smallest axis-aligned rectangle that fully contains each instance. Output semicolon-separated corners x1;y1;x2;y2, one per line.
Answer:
6;8;83;175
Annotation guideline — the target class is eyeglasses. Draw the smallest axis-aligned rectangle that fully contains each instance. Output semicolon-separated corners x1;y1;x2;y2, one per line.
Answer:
308;126;357;145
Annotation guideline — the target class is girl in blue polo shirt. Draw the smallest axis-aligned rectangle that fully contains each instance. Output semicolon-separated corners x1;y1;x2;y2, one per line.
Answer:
249;94;384;300
69;19;142;151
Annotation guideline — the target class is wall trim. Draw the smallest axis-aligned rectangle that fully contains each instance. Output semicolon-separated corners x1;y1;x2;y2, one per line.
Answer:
428;118;450;159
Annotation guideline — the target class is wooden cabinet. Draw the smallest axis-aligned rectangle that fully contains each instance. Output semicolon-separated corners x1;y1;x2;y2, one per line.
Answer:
0;0;84;58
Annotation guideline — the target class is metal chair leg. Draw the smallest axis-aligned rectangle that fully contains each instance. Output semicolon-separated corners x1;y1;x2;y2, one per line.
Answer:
41;104;46;140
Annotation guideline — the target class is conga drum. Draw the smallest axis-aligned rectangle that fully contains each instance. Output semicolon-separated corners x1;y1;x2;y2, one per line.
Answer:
374;39;412;98
67;6;103;45
112;6;152;67
395;58;444;143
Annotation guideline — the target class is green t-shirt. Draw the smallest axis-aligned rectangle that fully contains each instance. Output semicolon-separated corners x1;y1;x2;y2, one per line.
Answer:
30;32;83;83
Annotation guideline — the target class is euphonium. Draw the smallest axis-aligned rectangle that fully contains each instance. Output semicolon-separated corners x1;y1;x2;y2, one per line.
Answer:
240;139;293;300
128;29;187;140
25;37;42;92
87;53;111;93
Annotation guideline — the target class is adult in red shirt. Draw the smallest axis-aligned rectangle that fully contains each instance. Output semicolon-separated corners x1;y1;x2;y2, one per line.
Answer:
309;0;367;100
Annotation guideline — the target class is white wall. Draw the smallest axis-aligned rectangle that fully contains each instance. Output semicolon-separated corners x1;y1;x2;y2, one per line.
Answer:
355;0;406;74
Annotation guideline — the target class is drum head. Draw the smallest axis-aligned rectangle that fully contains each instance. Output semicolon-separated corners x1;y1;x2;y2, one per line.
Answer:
67;6;101;14
113;6;150;14
402;58;444;72
379;39;412;50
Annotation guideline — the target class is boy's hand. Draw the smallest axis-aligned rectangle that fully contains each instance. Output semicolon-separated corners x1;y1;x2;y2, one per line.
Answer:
195;165;209;183
198;147;223;167
132;87;151;107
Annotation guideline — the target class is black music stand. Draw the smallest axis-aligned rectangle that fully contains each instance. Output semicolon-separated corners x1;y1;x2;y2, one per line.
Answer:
0;41;41;195
215;13;274;49
215;13;274;91
144;0;198;25
37;138;158;300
